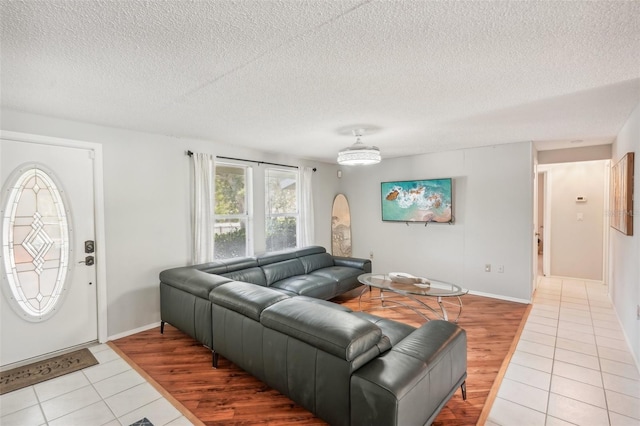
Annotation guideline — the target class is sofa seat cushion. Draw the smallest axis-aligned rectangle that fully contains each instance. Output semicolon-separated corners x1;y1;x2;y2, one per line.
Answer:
159;268;232;299
270;275;337;299
210;281;290;321
261;298;384;362
310;266;362;283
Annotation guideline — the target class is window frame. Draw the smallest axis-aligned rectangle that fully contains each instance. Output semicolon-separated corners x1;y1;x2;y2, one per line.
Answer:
213;161;254;258
264;167;300;251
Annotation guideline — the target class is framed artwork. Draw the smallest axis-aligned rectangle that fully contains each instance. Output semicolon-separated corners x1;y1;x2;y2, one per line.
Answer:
611;152;634;236
381;178;453;223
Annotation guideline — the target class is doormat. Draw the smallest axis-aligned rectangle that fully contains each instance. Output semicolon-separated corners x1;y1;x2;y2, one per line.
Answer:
0;348;98;395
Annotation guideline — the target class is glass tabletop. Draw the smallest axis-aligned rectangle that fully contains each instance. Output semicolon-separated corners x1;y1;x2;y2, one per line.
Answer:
358;273;468;297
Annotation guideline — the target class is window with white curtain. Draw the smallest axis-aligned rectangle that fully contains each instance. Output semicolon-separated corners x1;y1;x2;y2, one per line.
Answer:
214;163;252;259
265;168;298;252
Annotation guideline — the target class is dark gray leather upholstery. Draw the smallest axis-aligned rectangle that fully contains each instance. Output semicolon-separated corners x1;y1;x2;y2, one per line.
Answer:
159;246;371;349
209;283;467;426
159;268;233;348
351;320;467;426
161;245;466;425
209;281;290;321
270;275;337;299
221;267;267;286
262;258;306;285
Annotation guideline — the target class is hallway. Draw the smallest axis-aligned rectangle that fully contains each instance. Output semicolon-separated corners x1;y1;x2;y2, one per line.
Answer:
487;276;640;425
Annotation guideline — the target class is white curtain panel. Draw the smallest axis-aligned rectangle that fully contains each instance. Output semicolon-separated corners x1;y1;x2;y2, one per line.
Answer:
192;152;215;264
299;166;315;247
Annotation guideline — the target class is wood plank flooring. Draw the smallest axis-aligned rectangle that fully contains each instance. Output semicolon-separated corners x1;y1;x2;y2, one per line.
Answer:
112;289;528;425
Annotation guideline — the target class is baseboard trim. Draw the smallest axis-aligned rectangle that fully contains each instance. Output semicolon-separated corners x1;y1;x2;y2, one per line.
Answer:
467;290;530;304
107;321;161;341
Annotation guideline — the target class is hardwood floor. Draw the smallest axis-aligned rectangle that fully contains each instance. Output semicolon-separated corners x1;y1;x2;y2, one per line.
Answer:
112;289;528;425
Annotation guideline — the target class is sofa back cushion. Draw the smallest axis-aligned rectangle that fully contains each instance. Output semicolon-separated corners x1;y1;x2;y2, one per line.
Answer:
294;245;327;257
222;267;267;286
262;259;305;286
222;257;259;271
299;252;335;274
257;250;297;266
196;260;228;275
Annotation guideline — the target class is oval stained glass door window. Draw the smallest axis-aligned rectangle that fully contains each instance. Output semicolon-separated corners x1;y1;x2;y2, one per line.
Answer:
1;165;72;321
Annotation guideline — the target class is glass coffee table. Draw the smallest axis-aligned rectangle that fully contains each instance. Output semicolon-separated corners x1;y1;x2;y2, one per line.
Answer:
357;273;468;322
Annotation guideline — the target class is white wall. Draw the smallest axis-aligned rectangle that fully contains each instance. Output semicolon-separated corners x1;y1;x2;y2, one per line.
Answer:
545;161;607;280
610;102;640;364
538;144;612;164
339;142;534;302
1;109;339;337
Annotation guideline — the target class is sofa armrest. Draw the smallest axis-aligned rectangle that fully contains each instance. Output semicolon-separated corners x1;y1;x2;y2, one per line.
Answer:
333;256;372;273
350;320;467;426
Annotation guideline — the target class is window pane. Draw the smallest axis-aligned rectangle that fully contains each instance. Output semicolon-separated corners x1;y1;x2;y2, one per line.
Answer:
2;167;71;321
266;216;297;252
215;165;246;215
266;169;297;214
214;219;247;259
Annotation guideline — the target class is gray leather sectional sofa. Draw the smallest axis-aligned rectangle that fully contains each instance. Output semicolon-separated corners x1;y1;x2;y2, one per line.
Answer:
159;246;468;425
211;282;467;426
159;246;371;349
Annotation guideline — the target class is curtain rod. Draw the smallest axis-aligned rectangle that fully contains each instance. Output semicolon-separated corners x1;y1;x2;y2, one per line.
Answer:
186;151;316;172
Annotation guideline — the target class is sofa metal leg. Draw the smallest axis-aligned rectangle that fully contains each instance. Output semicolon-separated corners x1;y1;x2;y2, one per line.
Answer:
160;320;165;334
212;351;219;369
461;380;467;400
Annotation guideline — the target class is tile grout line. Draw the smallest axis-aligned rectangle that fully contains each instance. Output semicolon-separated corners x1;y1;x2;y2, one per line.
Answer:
34;384;49;426
588;281;612;425
542;278;561;426
82;364;120;426
108;341;205;426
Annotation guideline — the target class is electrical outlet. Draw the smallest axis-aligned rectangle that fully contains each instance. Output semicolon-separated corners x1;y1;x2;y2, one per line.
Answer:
497;265;504;273
369;251;374;259
485;264;491;272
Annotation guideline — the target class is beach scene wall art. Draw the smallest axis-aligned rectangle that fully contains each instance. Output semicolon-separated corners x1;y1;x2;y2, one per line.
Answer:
381;178;453;223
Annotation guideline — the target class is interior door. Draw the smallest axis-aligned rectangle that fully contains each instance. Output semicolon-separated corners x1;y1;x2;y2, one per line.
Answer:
532;155;539;296
0;138;98;367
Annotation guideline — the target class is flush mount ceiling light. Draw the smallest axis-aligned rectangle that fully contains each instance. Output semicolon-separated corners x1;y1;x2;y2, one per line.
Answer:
337;129;381;166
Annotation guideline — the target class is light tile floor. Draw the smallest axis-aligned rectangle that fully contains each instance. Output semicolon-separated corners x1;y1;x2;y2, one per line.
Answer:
488;276;640;426
0;344;193;426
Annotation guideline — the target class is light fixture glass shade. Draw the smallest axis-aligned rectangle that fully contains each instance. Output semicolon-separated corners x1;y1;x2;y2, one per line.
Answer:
337;129;381;165
337;143;381;165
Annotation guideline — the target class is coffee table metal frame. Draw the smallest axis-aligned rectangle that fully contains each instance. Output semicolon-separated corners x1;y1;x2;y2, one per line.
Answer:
357;273;468;322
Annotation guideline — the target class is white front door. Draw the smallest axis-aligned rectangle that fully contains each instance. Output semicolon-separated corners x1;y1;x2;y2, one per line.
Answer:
1;138;98;367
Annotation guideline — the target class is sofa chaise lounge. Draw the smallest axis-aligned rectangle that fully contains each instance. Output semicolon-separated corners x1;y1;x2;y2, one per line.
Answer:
210;281;467;426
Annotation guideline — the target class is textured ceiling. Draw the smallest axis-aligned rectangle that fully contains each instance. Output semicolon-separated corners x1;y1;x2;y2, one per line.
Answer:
1;1;639;163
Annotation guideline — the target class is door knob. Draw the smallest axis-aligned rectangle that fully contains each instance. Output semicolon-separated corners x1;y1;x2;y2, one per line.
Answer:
79;256;95;266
